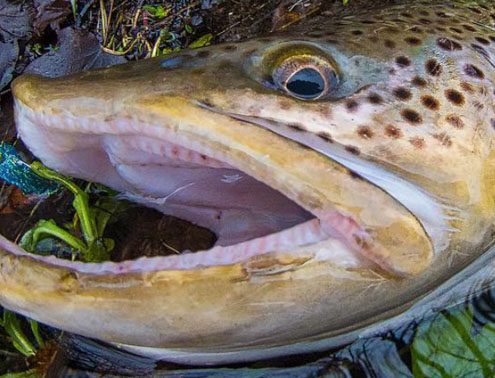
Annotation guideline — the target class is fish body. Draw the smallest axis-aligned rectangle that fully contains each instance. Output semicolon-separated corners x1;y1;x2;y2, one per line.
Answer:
3;0;495;364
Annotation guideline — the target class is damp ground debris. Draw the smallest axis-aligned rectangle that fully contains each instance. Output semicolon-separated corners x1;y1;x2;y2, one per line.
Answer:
1;0;495;376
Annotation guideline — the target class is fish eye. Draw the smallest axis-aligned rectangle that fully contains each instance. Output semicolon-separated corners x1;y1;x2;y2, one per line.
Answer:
272;58;339;100
286;68;325;99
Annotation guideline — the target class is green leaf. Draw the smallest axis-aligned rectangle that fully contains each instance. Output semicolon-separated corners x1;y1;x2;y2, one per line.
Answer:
188;33;213;49
21;219;86;254
185;24;193;33
1;311;36;357
143;5;169;17
411;307;495;377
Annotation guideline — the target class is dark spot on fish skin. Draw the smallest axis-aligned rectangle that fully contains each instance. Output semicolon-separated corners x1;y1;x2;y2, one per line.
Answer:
421;95;440;110
222;45;238;51
197;50;210;58
409;136;426;148
463;24;476;32
308;32;325;38
367;93;383;105
460;82;475;93
410;26;423;33
345;146;360;155
405;37;422;45
325;38;339;44
288;123;306;132
464;64;485;79
450;27;463;34
401;109;422;124
436;26;447;32
491;119;495;130
352;30;364;35
475;37;490;46
419;18;432;25
278;99;292;110
412;76;428;87
436;11;448;18
433;132;452;147
247;105;260;116
357;126;374;139
385;124;402;139
258;37;274;43
467;7;482;14
446;114;464;129
419;10;430;16
395;56;411;67
437;37;462;51
361;20;376;24
200;99;215;108
445;89;465;106
384;40;396;49
369;36;379;43
217;60;232;71
473;101;484;111
401;12;414;18
242;48;257;57
317;132;333;143
349;171;363;180
353;235;370;250
425;59;443;76
393;87;412;101
345;100;359;112
191;68;206;75
319;107;332;119
471;44;490;62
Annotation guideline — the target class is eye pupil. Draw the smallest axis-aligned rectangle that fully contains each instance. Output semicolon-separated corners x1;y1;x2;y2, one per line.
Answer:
286;68;324;99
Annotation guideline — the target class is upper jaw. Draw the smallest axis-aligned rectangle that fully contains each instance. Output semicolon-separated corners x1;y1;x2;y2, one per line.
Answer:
12;73;433;276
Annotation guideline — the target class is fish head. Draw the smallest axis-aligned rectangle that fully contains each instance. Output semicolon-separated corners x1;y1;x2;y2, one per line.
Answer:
6;1;495;364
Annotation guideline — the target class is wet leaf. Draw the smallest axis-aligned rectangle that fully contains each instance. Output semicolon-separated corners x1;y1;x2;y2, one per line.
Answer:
0;1;32;91
24;27;125;78
0;1;33;43
411;307;495;377
188;33;213;49
0;41;18;91
33;0;71;35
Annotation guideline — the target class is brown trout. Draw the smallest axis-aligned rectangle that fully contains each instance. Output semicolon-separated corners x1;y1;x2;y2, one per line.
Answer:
3;0;495;364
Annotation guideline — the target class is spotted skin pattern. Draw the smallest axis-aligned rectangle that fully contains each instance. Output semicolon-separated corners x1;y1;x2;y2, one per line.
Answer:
213;0;495;216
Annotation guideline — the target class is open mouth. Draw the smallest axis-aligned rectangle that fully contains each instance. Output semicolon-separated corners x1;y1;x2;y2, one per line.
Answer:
10;98;375;275
9;74;440;277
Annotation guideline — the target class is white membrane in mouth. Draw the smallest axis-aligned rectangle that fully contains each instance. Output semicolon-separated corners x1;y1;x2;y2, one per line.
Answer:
13;101;374;273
